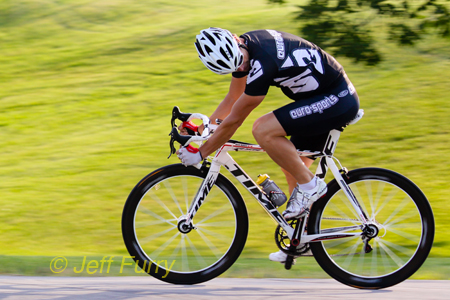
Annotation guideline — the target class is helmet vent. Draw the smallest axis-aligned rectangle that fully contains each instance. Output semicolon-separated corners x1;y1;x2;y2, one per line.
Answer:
225;44;233;57
195;41;205;57
204;45;213;54
216;60;229;69
225;36;234;47
203;31;216;45
207;61;221;71
220;47;229;59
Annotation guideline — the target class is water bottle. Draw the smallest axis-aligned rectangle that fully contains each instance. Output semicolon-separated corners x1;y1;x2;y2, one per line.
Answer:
256;174;287;207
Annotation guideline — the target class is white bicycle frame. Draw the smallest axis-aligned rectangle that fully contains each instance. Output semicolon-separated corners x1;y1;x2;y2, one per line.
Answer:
183;115;369;245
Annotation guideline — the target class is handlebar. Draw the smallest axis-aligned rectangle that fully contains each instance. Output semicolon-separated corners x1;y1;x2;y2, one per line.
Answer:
168;106;214;158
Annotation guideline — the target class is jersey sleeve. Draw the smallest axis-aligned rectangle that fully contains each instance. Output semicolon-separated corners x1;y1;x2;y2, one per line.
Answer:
244;58;274;96
231;71;248;79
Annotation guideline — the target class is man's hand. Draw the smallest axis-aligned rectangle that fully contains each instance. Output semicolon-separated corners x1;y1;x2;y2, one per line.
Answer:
176;146;203;166
178;121;199;136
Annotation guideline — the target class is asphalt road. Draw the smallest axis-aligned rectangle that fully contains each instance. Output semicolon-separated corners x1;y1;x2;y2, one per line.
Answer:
0;276;449;299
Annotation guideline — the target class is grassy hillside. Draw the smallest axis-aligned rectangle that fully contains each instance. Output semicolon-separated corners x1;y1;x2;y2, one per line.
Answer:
0;0;449;277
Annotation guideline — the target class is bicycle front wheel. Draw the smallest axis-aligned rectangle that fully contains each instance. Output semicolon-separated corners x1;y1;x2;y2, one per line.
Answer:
122;164;248;284
309;168;434;289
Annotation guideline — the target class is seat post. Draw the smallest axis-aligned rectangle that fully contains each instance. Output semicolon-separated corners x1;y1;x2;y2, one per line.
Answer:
315;129;341;179
323;129;341;156
315;109;363;179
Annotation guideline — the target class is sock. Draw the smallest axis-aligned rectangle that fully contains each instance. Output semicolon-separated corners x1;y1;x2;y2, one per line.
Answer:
297;176;317;192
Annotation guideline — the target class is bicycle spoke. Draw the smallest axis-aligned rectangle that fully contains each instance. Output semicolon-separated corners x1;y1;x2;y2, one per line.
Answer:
135;219;177;228
378;238;415;257
148;190;178;220
198;221;236;227
336;191;361;221
140;226;177;245
377;240;405;268
186;235;208;268
372;187;399;220
370;244;378;276
181;176;190;213
341;239;363;268
382;197;413;226
349;183;370;219
137;205;177;227
163;180;184;216
196;228;223;259
149;231;181;259
384;209;420;228
196;226;234;242
388;226;421;243
196;203;233;225
181;236;189;272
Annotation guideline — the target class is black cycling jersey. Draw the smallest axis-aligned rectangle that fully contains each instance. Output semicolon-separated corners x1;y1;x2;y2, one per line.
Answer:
232;30;345;101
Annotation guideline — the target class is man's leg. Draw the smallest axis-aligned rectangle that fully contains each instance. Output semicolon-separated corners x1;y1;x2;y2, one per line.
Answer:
281;157;314;195
253;111;327;220
254;112;328;262
252;112;314;185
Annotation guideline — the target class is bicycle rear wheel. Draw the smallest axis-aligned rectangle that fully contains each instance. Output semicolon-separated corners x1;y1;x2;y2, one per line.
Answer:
309;168;434;289
122;164;248;284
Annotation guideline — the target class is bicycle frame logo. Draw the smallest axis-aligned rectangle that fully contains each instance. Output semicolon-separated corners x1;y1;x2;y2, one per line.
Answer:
226;163;289;227
188;175;216;220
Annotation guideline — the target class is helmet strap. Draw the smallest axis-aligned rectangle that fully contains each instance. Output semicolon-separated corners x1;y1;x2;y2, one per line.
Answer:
238;43;248;51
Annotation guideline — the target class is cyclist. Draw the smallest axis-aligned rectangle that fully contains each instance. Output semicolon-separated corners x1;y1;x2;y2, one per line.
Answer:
177;27;360;263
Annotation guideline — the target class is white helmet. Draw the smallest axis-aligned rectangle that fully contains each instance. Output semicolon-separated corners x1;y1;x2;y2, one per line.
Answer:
195;27;244;75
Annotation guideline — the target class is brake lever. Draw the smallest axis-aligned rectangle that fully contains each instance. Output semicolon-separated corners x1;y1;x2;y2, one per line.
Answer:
168;130;177;159
168;127;197;158
171;106;192;128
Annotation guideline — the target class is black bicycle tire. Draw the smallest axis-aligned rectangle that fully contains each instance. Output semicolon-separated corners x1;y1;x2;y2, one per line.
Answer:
308;167;434;289
122;164;248;284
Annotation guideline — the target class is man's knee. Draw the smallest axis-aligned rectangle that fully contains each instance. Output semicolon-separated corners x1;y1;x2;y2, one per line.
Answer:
252;116;268;140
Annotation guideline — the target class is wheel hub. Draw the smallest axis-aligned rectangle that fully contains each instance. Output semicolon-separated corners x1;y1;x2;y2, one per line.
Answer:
363;223;380;238
177;218;194;234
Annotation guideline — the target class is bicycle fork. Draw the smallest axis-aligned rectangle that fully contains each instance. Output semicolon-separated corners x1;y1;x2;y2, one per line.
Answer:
178;163;221;232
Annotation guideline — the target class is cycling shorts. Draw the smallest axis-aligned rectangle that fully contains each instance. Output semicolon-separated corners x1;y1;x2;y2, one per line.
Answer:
273;74;360;152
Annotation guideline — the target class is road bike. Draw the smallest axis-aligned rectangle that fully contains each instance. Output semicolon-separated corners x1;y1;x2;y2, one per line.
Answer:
122;106;434;289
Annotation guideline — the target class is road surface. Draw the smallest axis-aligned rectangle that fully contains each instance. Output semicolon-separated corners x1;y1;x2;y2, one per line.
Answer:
0;276;448;299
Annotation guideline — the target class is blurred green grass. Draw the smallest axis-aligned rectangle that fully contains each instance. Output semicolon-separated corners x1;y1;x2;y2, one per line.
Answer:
1;255;449;280
0;0;449;277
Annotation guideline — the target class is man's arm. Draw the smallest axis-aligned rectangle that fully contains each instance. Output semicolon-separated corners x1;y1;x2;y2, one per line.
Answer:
209;76;247;125
199;93;265;158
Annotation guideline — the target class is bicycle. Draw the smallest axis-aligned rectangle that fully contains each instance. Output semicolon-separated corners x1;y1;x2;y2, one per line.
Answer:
122;106;434;289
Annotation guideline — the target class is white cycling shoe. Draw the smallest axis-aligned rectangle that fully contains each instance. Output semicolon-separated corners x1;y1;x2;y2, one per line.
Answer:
283;177;327;219
269;250;297;264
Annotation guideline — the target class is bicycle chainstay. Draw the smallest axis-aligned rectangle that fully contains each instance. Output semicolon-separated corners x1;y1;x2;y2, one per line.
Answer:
274;216;364;258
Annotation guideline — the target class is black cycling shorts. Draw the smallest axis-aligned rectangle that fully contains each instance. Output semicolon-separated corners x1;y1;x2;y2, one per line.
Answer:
273;74;360;152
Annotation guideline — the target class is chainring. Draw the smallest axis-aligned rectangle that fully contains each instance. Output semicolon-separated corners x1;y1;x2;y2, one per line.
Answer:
274;219;310;256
